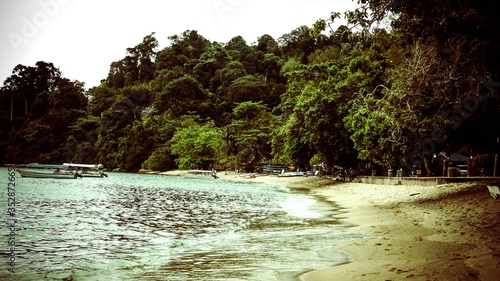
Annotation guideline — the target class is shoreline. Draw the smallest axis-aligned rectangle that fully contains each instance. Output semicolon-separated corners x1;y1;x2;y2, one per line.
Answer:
214;173;499;281
313;183;499;281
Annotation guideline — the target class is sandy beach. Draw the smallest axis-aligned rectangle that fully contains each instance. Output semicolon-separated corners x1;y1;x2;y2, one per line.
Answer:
213;172;500;281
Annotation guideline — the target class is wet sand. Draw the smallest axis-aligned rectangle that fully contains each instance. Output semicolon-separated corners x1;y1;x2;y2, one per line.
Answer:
214;172;500;281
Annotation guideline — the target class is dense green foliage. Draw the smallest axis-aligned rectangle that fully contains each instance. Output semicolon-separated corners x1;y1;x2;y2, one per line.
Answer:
1;0;499;174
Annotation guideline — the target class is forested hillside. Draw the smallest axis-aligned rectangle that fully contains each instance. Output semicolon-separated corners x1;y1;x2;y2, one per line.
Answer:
1;0;499;174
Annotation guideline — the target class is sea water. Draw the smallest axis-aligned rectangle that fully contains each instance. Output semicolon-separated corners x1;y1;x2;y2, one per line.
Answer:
0;168;365;281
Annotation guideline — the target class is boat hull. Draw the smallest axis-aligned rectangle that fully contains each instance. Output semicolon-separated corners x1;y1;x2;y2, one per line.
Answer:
16;169;78;179
79;173;107;178
277;172;304;177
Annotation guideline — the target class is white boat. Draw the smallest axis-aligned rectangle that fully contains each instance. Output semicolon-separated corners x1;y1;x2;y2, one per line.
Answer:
64;163;108;178
185;170;218;179
277;171;304;177
16;164;80;179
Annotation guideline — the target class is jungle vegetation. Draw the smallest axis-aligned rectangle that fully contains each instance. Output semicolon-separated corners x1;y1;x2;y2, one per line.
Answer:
1;0;499;174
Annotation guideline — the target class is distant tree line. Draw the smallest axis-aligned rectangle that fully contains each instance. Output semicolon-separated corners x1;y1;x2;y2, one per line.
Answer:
1;0;499;174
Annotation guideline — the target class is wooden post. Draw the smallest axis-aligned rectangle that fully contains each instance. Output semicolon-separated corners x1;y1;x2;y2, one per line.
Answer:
495;137;499;177
467;157;473;177
494;154;498;177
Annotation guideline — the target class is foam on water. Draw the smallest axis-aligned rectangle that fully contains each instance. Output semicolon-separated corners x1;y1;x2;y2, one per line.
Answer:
279;196;324;218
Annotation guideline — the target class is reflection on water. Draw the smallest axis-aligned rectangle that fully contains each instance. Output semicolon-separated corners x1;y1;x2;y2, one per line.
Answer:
0;170;365;281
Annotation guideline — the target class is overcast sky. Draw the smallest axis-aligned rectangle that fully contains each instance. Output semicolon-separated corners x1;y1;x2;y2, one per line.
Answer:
0;0;360;88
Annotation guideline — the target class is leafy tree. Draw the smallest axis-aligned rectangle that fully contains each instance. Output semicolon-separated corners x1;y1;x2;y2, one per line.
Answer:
276;17;395;171
155;30;210;72
308;45;341;64
344;0;500;173
94;95;136;168
126;32;158;82
279;26;317;63
229;101;277;170
153;74;210;118
338;32;397;167
272;112;314;169
261;53;283;84
226;75;271;106
150;67;185;96
105;33;159;87
257;34;282;57
117;120;157;171
64;115;100;163
276;59;360;170
281;57;302;74
217;61;247;88
142;145;176;171
193;42;231;91
170;118;223;169
224;36;257;74
2;62;62;120
5;78;87;164
88;85;118;116
141;114;178;171
212;60;247;125
107;56;140;88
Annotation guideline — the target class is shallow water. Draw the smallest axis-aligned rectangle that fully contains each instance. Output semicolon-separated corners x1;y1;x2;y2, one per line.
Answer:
0;168;365;280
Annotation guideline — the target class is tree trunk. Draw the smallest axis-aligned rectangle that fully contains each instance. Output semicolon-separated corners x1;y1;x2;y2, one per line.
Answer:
10;94;14;121
424;154;433;176
24;94;28;116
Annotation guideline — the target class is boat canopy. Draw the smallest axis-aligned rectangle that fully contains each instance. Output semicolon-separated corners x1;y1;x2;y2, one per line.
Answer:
27;163;70;169
64;163;100;169
26;163;104;170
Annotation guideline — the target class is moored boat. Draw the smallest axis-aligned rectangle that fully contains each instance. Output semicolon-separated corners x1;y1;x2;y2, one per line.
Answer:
64;163;108;178
185;169;219;179
277;171;304;177
16;164;80;179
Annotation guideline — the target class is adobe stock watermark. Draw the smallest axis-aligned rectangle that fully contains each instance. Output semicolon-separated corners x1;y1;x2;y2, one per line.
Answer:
7;0;70;54
398;73;500;173
213;0;244;21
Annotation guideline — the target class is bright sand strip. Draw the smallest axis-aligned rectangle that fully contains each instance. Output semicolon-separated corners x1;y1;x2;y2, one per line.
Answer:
213;172;500;281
